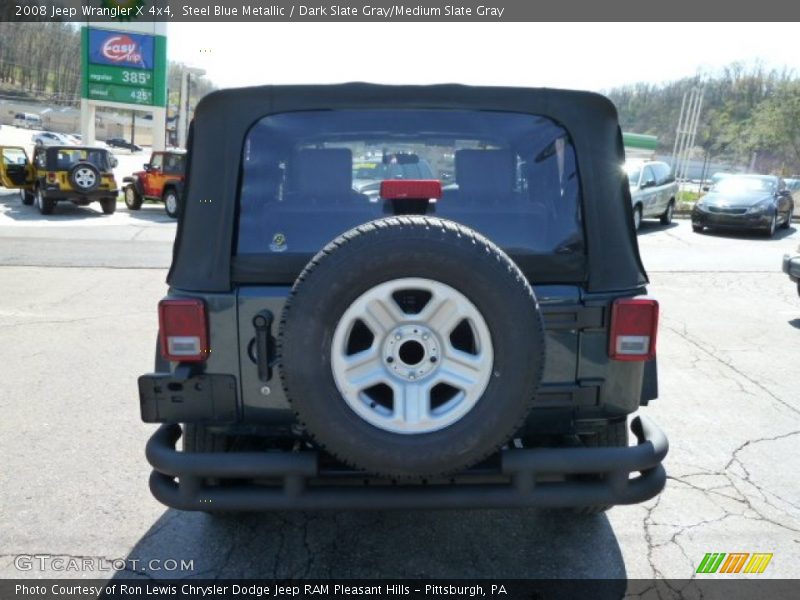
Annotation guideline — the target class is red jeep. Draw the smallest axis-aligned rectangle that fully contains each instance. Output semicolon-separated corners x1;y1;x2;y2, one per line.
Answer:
123;150;185;218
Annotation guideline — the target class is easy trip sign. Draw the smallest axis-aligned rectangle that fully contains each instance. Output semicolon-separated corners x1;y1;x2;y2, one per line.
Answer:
88;29;154;69
82;27;166;108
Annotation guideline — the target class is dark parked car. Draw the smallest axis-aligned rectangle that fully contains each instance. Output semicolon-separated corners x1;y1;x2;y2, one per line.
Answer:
692;174;794;237
105;138;142;152
138;84;667;514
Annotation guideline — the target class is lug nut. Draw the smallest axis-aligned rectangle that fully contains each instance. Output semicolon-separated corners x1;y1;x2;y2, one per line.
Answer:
260;385;271;396
430;357;437;363
386;357;394;363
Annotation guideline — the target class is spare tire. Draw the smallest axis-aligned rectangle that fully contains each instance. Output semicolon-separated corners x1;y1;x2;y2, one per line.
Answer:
69;162;100;192
279;216;545;478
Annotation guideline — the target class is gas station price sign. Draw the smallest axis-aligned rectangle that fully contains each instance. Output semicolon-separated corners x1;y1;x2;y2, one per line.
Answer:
82;28;167;107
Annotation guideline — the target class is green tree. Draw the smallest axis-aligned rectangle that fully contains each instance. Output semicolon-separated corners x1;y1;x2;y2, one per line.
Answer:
749;80;800;173
606;62;794;170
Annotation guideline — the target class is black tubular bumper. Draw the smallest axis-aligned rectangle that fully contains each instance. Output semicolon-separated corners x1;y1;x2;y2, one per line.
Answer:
146;416;668;511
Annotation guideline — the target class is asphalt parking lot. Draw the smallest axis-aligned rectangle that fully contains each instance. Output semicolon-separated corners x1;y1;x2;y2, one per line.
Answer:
0;189;798;584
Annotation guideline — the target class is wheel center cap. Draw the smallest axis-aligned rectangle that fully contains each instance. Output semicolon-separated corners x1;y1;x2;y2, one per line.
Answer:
383;325;440;381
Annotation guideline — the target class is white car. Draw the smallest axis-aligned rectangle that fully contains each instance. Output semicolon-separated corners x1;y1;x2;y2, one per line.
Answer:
32;132;74;147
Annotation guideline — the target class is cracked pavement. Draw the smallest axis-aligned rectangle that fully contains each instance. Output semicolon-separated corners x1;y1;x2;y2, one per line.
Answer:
0;202;798;581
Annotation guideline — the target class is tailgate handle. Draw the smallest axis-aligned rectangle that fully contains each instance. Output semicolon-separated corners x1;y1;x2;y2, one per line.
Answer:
253;310;275;382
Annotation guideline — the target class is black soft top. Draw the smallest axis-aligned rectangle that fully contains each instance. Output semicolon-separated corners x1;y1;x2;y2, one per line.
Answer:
42;145;111;156
40;145;112;170
168;83;647;293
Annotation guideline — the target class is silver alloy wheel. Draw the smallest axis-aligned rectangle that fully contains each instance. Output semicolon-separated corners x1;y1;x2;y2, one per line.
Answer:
331;278;494;435
633;206;642;230
19;188;25;203
125;187;135;204
769;213;777;236
35;188;42;210
73;167;96;189
165;192;177;215
666;203;674;222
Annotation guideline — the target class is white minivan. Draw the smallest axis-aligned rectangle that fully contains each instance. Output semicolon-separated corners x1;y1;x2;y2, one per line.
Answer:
625;160;679;231
13;112;42;129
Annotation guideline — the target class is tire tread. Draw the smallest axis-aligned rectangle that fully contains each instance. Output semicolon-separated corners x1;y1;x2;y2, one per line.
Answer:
572;419;628;515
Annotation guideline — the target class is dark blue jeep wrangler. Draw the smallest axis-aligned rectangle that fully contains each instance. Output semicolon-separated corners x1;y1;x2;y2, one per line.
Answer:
138;84;667;513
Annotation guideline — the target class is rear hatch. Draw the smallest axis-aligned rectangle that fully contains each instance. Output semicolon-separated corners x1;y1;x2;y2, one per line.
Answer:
224;109;646;425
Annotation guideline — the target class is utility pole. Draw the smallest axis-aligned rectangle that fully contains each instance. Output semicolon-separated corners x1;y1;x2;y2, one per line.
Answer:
672;90;691;179
671;85;705;183
671;92;687;165
177;69;188;149
177;66;205;149
682;88;704;180
698;151;710;193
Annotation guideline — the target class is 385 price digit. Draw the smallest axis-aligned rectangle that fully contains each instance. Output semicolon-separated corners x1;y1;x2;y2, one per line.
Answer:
122;71;151;85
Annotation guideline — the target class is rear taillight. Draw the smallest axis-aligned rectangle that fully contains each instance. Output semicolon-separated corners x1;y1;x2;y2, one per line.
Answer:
609;298;659;361
158;299;209;362
47;172;57;183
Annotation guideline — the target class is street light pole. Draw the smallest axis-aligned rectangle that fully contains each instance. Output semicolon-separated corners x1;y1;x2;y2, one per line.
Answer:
177;69;189;149
176;66;205;149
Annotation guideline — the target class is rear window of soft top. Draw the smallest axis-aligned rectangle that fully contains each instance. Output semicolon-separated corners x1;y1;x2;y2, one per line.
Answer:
237;109;583;256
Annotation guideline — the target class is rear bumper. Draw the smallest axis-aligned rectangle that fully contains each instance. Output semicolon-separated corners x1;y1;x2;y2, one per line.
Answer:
145;416;668;511
42;187;118;200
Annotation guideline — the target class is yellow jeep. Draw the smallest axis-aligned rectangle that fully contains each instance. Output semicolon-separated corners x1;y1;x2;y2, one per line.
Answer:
0;145;119;215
